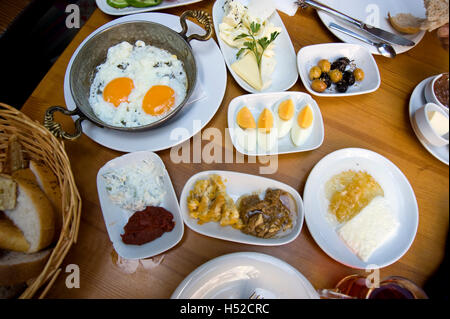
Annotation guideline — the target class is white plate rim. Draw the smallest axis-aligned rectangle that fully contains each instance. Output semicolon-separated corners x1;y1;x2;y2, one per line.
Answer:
96;0;204;16
63;12;227;152
297;43;381;97
170;251;319;299
316;0;426;55
179;170;304;246
96;151;184;259
408;76;449;165
303;147;419;269
227;91;325;155
212;0;298;93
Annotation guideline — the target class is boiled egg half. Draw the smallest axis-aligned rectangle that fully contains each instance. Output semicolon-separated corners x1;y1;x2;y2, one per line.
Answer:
235;106;257;152
275;98;295;138
257;108;278;152
291;105;314;146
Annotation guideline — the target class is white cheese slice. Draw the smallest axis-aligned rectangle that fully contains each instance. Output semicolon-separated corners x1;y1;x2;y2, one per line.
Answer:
231;52;263;91
337;196;399;262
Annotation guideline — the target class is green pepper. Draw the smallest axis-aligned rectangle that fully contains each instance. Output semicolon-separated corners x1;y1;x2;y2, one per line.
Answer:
106;0;130;9
128;0;162;8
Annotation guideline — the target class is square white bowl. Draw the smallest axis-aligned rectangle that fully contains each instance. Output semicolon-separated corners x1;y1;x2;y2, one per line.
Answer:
96;151;184;259
227;92;324;156
297;43;381;97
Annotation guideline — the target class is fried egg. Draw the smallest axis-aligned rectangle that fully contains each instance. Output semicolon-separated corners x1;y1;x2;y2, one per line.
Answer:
291;104;314;146
257;108;277;152
275;98;295;138
89;41;187;127
235;106;257;152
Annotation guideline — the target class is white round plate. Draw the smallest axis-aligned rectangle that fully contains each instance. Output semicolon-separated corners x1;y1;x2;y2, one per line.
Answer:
179;170;304;246
316;0;426;55
212;0;298;93
171;252;319;299
96;151;184;259
303;148;418;269
409;76;449;165
64;12;227;152
96;0;204;16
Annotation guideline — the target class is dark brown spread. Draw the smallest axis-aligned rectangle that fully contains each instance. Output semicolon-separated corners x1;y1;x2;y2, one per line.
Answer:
121;206;175;245
434;73;449;108
238;189;296;238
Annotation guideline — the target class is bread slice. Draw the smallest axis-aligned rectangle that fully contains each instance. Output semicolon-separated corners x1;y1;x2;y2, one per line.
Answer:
0;249;51;286
29;161;62;238
0;215;30;252
5;135;26;174
0;174;17;210
421;0;449;31
4;169;55;253
388;12;425;34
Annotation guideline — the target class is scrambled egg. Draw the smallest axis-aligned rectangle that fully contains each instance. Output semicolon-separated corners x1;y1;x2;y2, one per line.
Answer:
187;174;243;229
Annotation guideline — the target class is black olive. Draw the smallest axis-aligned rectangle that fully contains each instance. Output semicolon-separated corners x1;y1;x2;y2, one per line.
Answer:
336;81;348;93
335;57;350;65
330;61;346;72
343;71;355;86
319;72;332;88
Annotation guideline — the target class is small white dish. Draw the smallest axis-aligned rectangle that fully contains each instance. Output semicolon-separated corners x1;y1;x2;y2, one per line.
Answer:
227;91;324;156
97;151;184;259
64;12;227;152
414;103;449;147
297;43;380;97
303;148;418;269
316;0;426;56
170;252;319;299
96;0;204;16
212;0;298;93
409;77;449;165
179;170;304;246
424;73;449;111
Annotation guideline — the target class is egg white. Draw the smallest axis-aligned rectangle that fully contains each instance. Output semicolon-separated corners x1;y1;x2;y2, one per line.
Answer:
291;105;314;146
89;41;187;127
235;126;257;152
274;100;295;139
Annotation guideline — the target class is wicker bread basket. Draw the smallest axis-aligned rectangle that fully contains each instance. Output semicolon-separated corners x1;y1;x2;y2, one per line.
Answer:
0;103;81;298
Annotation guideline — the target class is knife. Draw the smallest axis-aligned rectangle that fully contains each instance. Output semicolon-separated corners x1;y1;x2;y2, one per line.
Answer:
297;0;416;47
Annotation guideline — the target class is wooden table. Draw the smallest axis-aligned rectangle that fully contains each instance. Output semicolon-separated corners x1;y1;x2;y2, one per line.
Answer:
20;2;449;298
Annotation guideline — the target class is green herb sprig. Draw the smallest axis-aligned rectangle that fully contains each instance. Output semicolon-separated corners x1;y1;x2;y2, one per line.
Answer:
235;22;280;69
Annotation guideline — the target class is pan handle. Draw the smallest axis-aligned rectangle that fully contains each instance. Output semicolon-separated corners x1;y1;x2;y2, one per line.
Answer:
44;106;85;140
179;10;213;43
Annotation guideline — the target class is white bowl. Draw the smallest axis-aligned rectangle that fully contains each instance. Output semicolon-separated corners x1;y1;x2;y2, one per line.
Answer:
297;43;381;97
414;103;449;147
424;73;449;111
96;151;184;259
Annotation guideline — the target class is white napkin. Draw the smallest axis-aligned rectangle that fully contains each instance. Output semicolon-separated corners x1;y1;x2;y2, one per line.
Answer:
274;0;299;16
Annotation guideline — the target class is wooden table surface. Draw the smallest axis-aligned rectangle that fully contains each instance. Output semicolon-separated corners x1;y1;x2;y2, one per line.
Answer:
20;2;449;298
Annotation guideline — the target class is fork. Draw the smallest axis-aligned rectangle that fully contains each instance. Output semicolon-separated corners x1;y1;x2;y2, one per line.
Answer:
249;291;264;299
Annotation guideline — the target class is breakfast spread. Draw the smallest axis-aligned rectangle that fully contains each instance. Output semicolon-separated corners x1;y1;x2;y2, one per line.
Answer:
234;99;315;152
325;170;399;261
220;0;281;90
309;57;365;93
433;73;449;108
428;109;449;136
89;40;187;127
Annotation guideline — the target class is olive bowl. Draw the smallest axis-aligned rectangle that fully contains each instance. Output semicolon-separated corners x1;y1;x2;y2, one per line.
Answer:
44;10;213;140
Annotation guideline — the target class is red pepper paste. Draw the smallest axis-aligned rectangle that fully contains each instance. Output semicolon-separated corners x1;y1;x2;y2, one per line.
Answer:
121;206;175;245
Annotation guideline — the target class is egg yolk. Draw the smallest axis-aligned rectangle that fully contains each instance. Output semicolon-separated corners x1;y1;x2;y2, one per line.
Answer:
258;108;274;133
142;85;175;116
103;77;134;107
278;99;294;121
297;106;313;128
236;106;256;129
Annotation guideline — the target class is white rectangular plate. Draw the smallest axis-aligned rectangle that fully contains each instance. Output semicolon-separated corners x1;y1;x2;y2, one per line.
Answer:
179;170;304;246
212;0;298;93
96;0;204;16
297;43;381;97
97;151;184;259
228;91;324;156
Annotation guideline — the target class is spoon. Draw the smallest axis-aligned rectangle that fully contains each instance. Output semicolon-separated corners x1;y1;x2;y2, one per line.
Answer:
329;22;397;58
